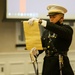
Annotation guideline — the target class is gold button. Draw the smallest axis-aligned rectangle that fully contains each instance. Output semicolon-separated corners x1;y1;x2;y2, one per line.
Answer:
49;41;50;43
47;46;50;48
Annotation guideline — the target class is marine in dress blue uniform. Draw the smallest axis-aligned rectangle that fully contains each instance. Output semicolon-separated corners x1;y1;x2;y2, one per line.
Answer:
38;5;74;75
28;4;74;75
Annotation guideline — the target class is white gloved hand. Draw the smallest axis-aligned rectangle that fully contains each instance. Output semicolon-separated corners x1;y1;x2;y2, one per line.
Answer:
30;47;39;62
40;20;47;27
28;18;39;25
30;47;39;56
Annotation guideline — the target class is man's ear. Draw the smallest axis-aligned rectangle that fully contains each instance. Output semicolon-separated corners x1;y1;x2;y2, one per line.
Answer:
60;17;64;23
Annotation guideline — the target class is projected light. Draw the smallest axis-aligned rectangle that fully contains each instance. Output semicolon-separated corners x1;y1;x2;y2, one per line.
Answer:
6;0;75;20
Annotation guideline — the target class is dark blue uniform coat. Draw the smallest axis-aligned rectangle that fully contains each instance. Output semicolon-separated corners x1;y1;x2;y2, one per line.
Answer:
38;21;74;75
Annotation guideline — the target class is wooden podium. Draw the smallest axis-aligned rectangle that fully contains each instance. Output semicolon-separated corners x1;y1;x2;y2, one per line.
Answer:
23;21;43;50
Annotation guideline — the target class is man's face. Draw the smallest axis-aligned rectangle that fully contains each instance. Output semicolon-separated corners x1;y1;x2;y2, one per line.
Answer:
49;14;64;24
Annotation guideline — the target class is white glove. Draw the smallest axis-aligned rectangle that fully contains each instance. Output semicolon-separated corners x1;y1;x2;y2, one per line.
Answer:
28;18;39;25
30;47;39;62
41;20;47;27
28;17;47;27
